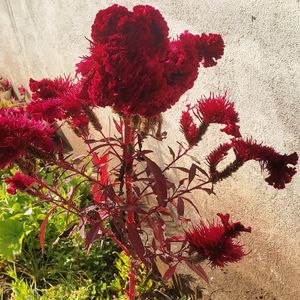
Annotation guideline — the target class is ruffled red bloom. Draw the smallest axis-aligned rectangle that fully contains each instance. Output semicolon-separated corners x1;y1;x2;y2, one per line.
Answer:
232;138;298;189
186;213;251;267
77;5;224;117
27;98;64;123
5;172;36;195
180;108;201;145
27;77;90;134
197;94;241;137
29;77;72;100
0;106;55;169
197;33;225;67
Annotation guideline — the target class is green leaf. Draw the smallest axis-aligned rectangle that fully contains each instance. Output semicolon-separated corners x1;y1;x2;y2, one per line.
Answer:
0;219;25;259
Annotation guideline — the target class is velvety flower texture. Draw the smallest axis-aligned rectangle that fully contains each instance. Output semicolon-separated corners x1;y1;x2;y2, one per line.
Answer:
5;172;36;195
77;4;224;117
232;139;298;189
197;94;241;137
0;107;55;169
186;213;251;267
27;77;89;132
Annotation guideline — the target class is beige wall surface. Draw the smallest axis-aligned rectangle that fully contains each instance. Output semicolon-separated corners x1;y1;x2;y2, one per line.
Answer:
0;1;299;299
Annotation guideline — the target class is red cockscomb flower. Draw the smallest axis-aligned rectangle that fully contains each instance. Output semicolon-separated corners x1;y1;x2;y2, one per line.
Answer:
186;213;251;267
0;107;55;169
232;138;298;189
5;172;36;195
77;5;224;117
197;94;241;137
27;98;64;123
27;77;90;134
198;33;225;67
29;76;72;100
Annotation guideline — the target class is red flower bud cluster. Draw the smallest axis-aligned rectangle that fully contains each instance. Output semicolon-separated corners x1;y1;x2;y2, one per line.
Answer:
77;4;224;117
0;106;55;169
5;172;36;195
186;213;251;267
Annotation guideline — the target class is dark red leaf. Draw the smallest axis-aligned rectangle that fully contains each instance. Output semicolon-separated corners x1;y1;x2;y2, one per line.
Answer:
40;205;58;254
156;206;170;215
168;146;175;160
85;139;97;144
181;197;200;215
177;197;184;217
85;222;102;253
166;235;186;243
163;264;178;281
201;187;215;195
113;118;122;134
196;165;209;178
120;204;146;214
127;223;148;266
147;217;165;248
188;164;197;185
185;261;209;283
172;167;190;173
145;157;167;207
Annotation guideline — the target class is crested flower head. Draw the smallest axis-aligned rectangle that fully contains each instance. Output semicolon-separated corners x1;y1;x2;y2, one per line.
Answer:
0;106;55;169
29;76;72;100
197;94;241;137
27;98;64;123
232;138;298;189
5;172;36;195
186;213;251;267
77;4;224;117
27;77;90;134
197;33;225;67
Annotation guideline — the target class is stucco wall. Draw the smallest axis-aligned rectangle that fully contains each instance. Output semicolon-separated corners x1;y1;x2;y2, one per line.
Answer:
1;1;299;299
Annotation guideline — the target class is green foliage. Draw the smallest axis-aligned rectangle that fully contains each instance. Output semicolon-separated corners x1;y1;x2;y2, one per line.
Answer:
111;251;154;299
0;169;120;299
0;220;24;259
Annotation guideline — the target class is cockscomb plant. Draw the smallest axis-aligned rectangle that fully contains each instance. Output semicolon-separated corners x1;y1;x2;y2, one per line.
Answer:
1;4;298;299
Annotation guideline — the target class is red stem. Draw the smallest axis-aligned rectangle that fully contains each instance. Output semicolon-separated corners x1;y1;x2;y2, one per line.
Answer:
123;117;137;299
124;118;135;224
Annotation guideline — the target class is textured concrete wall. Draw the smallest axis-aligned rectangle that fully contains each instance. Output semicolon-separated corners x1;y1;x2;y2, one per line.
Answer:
0;1;299;299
